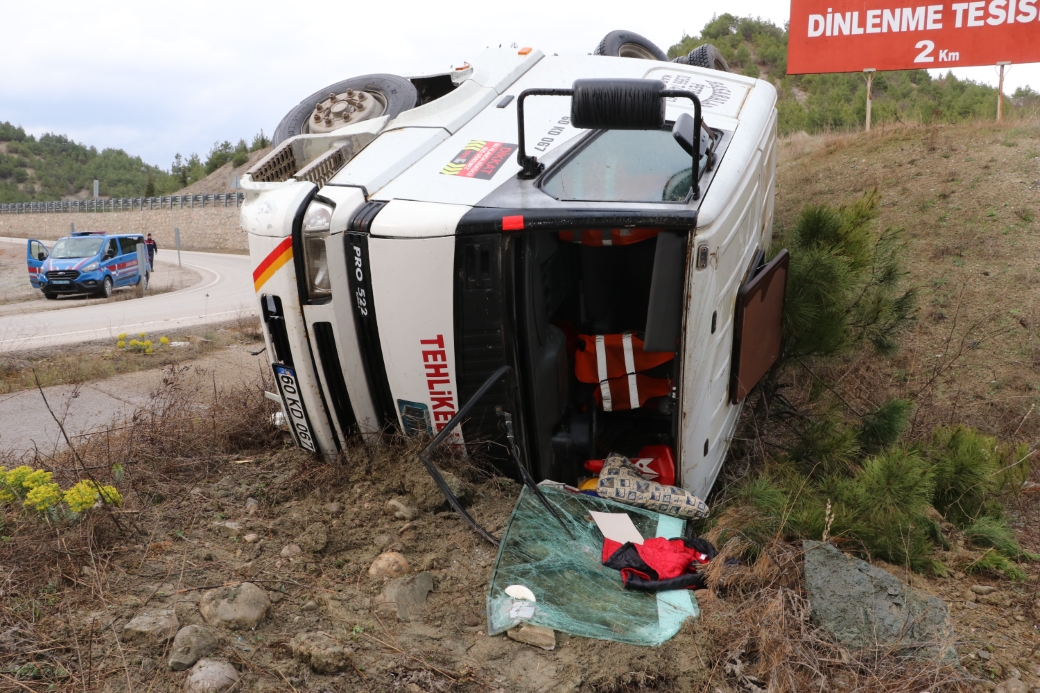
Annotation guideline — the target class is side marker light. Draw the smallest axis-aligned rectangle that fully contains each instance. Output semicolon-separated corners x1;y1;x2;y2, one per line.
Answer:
502;215;524;231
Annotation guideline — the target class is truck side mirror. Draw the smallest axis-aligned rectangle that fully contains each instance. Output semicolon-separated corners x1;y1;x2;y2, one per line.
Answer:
570;79;666;130
37;252;46;261
672;112;713;163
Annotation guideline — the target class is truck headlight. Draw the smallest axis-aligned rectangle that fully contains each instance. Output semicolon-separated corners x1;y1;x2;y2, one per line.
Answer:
83;261;99;272
301;201;333;300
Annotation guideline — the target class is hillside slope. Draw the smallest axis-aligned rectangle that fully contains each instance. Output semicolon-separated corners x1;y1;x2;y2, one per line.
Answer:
772;119;1040;444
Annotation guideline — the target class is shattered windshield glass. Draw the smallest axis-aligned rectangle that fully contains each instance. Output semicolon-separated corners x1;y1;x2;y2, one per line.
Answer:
540;128;705;203
487;486;698;646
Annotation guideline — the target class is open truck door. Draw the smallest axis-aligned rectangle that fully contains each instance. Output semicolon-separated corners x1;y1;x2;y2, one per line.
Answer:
730;249;789;403
26;239;48;289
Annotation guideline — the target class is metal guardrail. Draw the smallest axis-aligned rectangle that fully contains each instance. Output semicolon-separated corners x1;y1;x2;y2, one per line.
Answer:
0;193;245;214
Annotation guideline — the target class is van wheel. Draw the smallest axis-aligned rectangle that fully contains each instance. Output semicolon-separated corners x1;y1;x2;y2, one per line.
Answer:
677;44;730;72
272;74;419;147
43;291;58;300
593;30;668;61
97;276;113;299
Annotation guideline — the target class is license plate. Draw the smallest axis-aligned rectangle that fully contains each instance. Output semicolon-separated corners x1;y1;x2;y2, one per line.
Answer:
50;280;70;285
272;364;317;452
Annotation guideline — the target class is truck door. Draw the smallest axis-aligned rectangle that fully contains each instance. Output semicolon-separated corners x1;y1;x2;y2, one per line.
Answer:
27;239;48;289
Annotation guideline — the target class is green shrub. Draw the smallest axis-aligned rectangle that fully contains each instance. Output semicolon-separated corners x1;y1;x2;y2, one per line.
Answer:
776;192;915;361
963;517;1039;561
857;399;912;454
924;425;1000;526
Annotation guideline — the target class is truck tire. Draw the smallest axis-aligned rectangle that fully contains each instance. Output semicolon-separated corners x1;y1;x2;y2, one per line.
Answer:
271;74;419;147
676;44;730;72
97;276;113;299
592;30;668;61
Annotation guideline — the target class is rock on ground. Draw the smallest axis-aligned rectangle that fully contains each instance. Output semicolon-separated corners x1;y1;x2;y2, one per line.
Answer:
996;678;1027;693
121;610;178;648
290;631;352;674
199;582;270;630
369;551;410;578
168;625;219;671
376;571;434;621
403;460;471;512
298;522;328;553
803;541;954;657
385;497;418;521
507;624;556;651
184;659;240;693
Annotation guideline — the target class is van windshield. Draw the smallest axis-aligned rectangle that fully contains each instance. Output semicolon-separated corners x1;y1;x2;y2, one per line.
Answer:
50;237;105;259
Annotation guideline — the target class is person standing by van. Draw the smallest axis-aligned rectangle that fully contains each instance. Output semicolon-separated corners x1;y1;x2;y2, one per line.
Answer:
145;233;158;269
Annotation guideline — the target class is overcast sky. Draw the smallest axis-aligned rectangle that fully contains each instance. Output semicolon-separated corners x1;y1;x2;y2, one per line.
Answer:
1;0;1036;170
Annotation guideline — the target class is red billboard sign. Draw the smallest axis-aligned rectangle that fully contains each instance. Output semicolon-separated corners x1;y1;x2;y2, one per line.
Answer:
788;0;1040;73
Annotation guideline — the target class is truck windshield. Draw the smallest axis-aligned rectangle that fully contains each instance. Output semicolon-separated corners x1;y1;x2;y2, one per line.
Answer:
540;128;705;203
50;237;105;259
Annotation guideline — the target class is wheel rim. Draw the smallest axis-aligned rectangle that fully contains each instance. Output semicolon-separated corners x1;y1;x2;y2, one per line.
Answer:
104;278;112;297
304;89;388;135
617;42;658;60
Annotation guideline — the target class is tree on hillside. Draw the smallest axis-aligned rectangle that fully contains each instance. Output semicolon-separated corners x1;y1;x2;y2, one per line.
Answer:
667;15;1034;134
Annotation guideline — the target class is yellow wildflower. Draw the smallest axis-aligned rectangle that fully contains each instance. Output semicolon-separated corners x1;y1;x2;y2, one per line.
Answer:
139;332;146;338
117;340;126;349
117;332;127;340
23;469;53;490
159;336;170;346
25;483;62;511
99;485;123;507
64;480;100;513
2;464;34;497
145;348;153;354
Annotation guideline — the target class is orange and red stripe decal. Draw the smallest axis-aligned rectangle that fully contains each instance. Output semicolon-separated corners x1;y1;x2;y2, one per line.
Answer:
252;237;293;292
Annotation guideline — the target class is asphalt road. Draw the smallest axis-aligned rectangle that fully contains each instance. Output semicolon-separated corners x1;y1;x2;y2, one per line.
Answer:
0;237;257;351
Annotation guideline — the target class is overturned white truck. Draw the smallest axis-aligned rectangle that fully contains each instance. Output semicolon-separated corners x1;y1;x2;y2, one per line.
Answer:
241;31;786;529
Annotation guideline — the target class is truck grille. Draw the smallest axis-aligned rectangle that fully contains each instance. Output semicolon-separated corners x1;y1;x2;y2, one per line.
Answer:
313;322;358;437
248;141;297;183
46;270;80;280
294;146;349;188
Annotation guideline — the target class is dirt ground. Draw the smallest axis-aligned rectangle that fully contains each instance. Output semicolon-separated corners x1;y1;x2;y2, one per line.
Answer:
2;120;1039;692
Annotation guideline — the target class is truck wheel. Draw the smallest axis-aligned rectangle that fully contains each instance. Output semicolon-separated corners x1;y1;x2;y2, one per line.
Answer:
271;74;419;147
97;276;113;299
593;30;668;61
678;44;730;72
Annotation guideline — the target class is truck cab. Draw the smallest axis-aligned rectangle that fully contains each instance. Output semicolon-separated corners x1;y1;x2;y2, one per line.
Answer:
242;43;784;501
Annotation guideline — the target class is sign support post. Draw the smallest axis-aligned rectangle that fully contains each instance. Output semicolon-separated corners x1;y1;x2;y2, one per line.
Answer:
174;227;181;267
997;62;1011;122
864;69;876;132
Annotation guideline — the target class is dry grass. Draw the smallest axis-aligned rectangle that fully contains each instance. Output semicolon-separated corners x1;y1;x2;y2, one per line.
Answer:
696;539;976;693
775;117;1040;447
0;317;263;395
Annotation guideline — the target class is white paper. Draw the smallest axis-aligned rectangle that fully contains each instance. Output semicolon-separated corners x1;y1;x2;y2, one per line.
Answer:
590;511;644;545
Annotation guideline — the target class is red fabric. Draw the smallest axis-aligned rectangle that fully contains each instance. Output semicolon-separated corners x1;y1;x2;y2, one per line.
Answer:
601;537;711;582
574;333;674;383
558;228;660;246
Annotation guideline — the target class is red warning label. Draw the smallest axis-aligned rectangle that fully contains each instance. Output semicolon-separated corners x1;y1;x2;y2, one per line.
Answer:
440;140;517;180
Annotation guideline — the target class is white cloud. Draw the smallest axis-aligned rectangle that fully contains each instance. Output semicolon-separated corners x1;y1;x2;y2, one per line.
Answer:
0;0;1034;169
